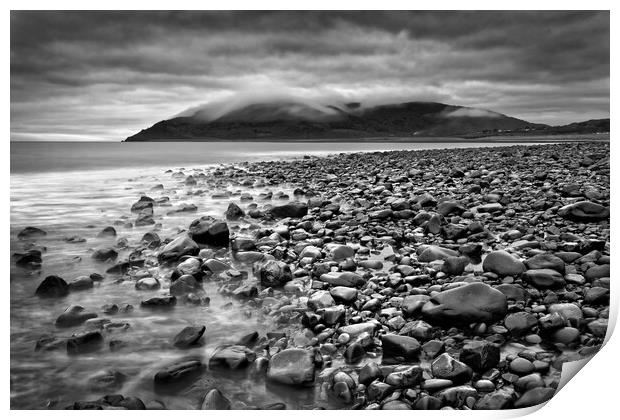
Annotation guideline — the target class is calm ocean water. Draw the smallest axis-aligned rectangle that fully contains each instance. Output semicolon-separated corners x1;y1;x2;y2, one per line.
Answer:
10;139;556;408
11;140;557;174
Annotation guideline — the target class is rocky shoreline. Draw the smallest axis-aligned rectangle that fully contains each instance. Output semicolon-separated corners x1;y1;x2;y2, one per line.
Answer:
14;141;610;410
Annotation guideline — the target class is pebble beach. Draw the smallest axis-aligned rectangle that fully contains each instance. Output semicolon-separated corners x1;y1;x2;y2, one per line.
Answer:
11;141;610;410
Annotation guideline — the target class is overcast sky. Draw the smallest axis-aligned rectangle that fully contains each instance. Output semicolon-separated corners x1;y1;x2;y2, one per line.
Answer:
11;10;609;141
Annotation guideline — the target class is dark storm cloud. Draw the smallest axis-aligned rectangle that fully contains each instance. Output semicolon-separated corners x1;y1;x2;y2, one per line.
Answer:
10;10;609;141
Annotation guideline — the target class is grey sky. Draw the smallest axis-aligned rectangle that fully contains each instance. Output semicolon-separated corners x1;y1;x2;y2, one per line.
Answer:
10;10;610;141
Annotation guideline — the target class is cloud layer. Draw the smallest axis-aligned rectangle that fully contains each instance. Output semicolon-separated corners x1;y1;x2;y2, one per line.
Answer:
10;11;609;141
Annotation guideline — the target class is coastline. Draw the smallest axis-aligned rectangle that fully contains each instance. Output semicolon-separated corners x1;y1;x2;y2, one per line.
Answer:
11;142;610;409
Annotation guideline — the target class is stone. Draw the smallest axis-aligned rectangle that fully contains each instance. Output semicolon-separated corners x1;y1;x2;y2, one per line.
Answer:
92;247;118;261
504;312;538;336
523;269;565;288
509;357;535;375
513;387;556;408
97;226;117;237
135;277;160;290
269;202;308;218
525;253;565;274
320;272;365;287
474;388;516;410
209;345;256;369
441;256;469;276
170;275;203;297
131;196;154;213
585;264;610;281
344;342;365;363
140;295;177;308
225;202;245;220
417;245;458;263
385;365;423;387
201;389;231;410
189;216;230;247
154;357;205;386
459;341;500;371
55;305;97;327
431;353;473;384
256;260;292;287
557;201;609;222
267;348;315;386
308;290;336;310
359;362;383;385
173;325;206;348
330;245;355;261
158;234;199;262
330;286;358;303
88;370;127;391
67;331;104;354
68;276;94;291
17;226;47;239
482;251;525;277
381;334;421;362
548;303;583;323
35;275;69;297
421;283;507;324
435;385;478;407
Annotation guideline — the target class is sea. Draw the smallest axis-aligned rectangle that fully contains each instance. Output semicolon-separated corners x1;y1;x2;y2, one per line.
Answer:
8;139;586;409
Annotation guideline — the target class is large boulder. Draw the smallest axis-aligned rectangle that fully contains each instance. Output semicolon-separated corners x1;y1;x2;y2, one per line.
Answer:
482;250;525;276
268;202;308;219
188;216;230;247
557;201;609;222
35;275;69;297
256;260;292;287
158;233;199;262
267;348;315;386
422;283;507;324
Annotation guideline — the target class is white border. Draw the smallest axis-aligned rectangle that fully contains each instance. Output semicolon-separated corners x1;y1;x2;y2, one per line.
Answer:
3;2;616;419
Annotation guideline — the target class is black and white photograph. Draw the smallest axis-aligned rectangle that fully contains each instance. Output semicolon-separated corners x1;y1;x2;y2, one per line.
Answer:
8;6;612;411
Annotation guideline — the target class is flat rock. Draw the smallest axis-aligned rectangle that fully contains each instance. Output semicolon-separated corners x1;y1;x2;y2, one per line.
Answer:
267;348;315;386
421;283;507;324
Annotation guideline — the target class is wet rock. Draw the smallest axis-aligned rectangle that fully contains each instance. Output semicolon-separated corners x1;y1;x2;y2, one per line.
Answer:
385;365;424;387
92;247;118;262
585;264;610;281
474;388;515;409
189;216;230;247
330;286;358;303
135;277;160;290
17;226;47;239
209;345;256;370
524;253;565;274
35;275;69;297
509;357;535;375
173;325;206;348
131;196;154;213
97;226;117;238
320;272;365;287
88;370;127;391
267;348;315;386
441;256;469;276
256;260;292;287
55;305;98;327
359;361;383;385
513;387;556;408
201;388;231;410
170;274;203;297
225;202;245;220
67;331;104;354
431;353;473;384
504;312;538;336
557;201;609;222
435;385;478;407
421;283;507;324
308;290;336;310
344;342;365;363
417;245;458;263
330;245;355;261
482;251;525;277
68;275;94;291
269;202;308;219
523;269;565;288
460;341;500;371
154;357;205;386
140;295;177;308
158;234;199;262
381;334;421;362
15;249;42;268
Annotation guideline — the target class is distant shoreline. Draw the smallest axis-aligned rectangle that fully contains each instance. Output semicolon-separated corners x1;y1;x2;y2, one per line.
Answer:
121;133;610;143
